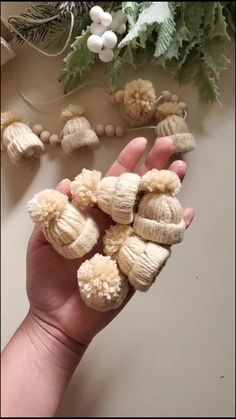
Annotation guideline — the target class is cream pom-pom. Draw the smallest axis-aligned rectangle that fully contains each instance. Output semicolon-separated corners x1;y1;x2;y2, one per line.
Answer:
78;254;128;312
71;168;102;208
141;169;181;195
1;111;23;135
155;101;186;121
123;79;156;127
27;189;68;226
104;224;133;257
61;104;85;122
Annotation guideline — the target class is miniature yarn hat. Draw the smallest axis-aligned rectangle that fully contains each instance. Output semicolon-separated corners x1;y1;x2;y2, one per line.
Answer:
104;224;171;292
113;79;156;127
133;169;185;245
77;253;129;312
154;92;196;153
71;169;141;224
60;104;99;154
1;111;44;165
27;189;99;259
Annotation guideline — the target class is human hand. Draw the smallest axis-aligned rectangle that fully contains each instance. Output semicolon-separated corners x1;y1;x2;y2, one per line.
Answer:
26;136;194;368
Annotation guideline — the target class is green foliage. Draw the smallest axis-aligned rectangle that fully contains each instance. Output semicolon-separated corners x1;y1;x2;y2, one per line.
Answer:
105;53;123;89
60;29;95;93
8;1;234;102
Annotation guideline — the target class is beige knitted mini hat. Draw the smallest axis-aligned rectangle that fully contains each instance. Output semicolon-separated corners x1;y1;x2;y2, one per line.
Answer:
71;169;141;224
77;253;129;311
60;104;99;154
155;114;196;154
104;224;171;292
133;169;185;245
1;111;44;165
27;189;99;259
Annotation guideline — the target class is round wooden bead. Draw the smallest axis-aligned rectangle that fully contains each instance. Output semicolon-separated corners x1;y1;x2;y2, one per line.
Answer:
105;124;115;137
114;90;124;103
115;125;125;137
178;101;187;109
171;94;179;102
95;124;105;136
49;134;60;146
161;90;171;100
40;130;50;143
32;124;43;136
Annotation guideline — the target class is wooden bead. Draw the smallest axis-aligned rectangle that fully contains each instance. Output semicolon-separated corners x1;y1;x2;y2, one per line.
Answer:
105;124;115;137
171;94;179;102
115;125;125;137
49;134;60;146
178;101;187;109
32;124;43;136
114;90;124;103
95;124;105;136
40;130;50;143
161;90;171;100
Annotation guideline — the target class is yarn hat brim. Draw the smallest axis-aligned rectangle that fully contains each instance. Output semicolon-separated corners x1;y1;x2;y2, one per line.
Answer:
61;129;99;154
111;173;141;224
53;217;99;259
171;133;196;153
133;214;185;245
7;133;44;165
129;242;171;291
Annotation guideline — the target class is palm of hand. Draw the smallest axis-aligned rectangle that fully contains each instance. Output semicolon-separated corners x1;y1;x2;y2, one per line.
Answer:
26;137;194;346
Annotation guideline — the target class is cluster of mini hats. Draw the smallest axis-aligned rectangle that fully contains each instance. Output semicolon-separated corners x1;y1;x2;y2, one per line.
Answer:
28;167;185;312
1;79;196;165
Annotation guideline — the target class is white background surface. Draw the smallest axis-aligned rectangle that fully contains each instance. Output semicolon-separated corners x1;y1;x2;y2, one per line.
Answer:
1;2;235;417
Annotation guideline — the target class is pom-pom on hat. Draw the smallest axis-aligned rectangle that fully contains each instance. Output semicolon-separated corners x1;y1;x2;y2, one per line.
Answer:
77;253;129;312
104;224;171;292
113;79;156;127
1;111;44;165
71;170;141;224
27;189;99;259
140;169;181;195
60;104;99;154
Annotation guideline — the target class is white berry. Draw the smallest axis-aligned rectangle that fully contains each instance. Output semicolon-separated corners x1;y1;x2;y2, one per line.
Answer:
100;12;112;28
98;48;114;62
90;22;106;36
116;10;128;23
87;35;103;53
109;12;119;31
117;23;126;35
101;31;117;49
89;6;104;23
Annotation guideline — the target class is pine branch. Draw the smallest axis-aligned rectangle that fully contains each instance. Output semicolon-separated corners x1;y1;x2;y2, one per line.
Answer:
8;3;64;45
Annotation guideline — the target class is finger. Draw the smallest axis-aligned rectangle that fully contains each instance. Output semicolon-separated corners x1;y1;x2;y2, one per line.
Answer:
55;178;71;198
139;136;174;175
28;179;72;250
168;160;186;182
183;207;195;229
106;137;147;177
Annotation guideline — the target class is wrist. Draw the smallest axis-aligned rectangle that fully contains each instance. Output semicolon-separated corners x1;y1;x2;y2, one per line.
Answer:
23;310;88;375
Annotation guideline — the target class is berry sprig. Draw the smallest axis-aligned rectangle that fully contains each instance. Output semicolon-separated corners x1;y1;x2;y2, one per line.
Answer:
87;5;117;63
